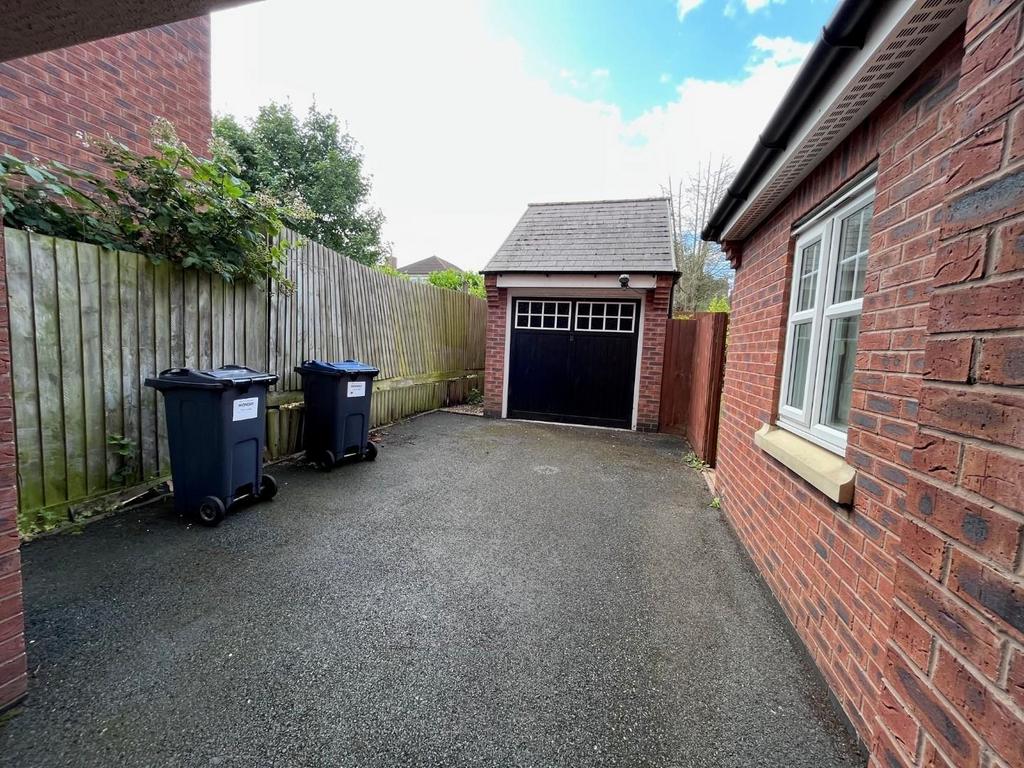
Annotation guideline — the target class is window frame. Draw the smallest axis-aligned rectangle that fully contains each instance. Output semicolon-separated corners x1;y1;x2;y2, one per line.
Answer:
777;181;874;455
574;301;637;334
513;299;572;330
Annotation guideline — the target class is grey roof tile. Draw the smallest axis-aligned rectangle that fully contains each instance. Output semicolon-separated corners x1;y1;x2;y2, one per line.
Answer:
482;197;676;273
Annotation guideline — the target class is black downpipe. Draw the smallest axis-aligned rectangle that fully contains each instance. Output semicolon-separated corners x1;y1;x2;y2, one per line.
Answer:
702;0;885;242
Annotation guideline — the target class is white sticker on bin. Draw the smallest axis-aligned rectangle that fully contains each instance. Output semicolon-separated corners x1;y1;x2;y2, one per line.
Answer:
347;381;366;398
232;396;260;421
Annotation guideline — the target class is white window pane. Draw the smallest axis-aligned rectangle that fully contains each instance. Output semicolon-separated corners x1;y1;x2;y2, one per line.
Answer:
834;203;873;303
591;317;604;331
607;304;619;317
796;241;820;312
556;316;569;329
621;304;634;318
557;302;570;315
821;316;860;431
577;317;590;330
786;322;812;409
620;317;633;332
516;314;528;327
578;303;591;317
543;315;555;328
529;315;542;328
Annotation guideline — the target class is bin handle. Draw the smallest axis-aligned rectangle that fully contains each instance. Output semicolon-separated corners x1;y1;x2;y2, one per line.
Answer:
159;367;190;376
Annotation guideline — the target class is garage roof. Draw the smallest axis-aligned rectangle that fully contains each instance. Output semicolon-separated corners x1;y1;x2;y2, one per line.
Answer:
482;197;676;274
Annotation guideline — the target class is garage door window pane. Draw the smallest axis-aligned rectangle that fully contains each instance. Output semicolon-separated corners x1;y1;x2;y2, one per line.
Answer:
575;302;636;333
515;299;572;330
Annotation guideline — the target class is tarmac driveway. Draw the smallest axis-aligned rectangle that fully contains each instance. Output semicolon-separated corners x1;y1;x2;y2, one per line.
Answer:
3;412;863;767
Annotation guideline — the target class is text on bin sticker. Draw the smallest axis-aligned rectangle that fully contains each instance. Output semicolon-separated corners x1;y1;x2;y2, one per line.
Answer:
347;381;366;398
232;396;260;421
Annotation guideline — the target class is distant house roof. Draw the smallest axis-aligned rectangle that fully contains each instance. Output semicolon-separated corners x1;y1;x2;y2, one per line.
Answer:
482;197;676;274
398;255;463;276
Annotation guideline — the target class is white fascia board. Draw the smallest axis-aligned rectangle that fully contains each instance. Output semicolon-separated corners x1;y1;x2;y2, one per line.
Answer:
721;0;968;241
495;273;658;289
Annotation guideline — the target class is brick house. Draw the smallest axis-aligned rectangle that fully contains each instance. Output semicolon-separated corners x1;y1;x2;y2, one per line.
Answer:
0;16;212;710
481;198;677;431
0;17;211;171
700;0;1023;765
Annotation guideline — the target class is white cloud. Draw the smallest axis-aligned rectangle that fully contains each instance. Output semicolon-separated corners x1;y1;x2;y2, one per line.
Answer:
659;72;672;84
751;35;813;65
591;67;610;79
212;1;809;270
676;0;704;21
726;0;784;15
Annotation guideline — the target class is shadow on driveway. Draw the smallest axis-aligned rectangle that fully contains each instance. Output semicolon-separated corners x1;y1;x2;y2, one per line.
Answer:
3;412;864;767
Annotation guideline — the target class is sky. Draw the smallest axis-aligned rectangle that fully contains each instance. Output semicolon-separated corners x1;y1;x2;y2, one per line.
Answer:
211;0;832;270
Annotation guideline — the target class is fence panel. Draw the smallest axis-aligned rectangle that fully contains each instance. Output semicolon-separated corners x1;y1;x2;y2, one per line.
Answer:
5;228;486;532
6;230;269;531
659;313;728;466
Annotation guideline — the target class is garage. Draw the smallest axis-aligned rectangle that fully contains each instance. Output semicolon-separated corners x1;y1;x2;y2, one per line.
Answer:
481;197;679;431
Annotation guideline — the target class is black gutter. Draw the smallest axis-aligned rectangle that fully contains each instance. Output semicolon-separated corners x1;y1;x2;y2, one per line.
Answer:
701;0;885;243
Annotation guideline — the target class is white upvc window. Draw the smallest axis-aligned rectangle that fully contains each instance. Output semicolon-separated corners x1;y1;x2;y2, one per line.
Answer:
778;180;874;455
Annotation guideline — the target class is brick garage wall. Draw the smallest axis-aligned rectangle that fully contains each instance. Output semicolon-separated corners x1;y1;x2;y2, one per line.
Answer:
0;17;211;171
718;4;1024;766
636;273;673;431
483;274;507;418
482;273;673;427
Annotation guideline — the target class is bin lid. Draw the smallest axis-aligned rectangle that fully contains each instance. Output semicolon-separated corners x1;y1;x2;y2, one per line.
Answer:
295;359;380;377
144;365;278;391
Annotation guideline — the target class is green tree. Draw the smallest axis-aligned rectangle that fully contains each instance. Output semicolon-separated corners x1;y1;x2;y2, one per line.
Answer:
664;158;734;313
214;103;389;266
707;294;730;313
427;268;485;299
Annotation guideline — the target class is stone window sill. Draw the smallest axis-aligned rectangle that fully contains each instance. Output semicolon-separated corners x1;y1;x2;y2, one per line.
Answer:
754;423;856;505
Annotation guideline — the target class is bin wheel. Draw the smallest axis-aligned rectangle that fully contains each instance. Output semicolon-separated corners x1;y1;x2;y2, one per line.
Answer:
317;451;336;471
259;474;278;501
363;442;378;461
196;496;225;527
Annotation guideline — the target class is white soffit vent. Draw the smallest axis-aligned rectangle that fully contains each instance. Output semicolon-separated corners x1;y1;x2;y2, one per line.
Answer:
724;0;968;241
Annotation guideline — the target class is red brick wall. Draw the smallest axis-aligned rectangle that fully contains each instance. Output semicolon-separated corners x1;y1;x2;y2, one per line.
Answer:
717;4;1024;765
0;17;211;172
877;2;1024;766
636;274;673;431
0;222;25;711
0;18;210;711
481;274;673;427
483;274;507;418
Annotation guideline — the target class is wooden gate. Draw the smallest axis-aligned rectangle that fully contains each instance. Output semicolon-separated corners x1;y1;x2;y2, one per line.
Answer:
659;313;728;465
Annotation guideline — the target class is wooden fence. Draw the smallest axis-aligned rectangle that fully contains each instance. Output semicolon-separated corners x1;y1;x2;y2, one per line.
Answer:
5;228;485;532
659;313;728;466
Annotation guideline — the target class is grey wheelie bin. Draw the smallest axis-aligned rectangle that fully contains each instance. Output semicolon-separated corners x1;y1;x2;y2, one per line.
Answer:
294;359;380;469
145;365;278;526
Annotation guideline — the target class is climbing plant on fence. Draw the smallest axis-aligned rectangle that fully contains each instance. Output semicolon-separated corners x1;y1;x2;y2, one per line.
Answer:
0;119;309;288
